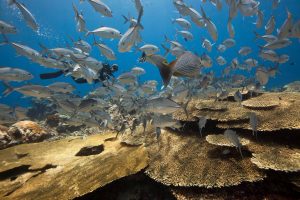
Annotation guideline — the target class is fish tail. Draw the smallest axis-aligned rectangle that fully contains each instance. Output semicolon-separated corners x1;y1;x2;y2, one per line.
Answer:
1;81;14;97
158;63;173;88
92;34;98;46
199;128;203;138
253;31;260;40
136;6;144;29
38;42;49;55
200;6;207;20
257;45;264;52
8;0;17;6
122;15;129;24
161;44;170;57
238;146;244;159
85;31;91;37
164;35;170;43
183;97;191;118
0;34;9;46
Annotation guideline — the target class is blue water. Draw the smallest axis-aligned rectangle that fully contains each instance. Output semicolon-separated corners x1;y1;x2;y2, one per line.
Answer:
0;0;300;107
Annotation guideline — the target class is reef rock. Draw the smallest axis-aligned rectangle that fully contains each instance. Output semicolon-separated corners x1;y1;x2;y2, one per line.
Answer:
145;129;265;188
7;120;51;143
0;126;11;149
0;132;148;200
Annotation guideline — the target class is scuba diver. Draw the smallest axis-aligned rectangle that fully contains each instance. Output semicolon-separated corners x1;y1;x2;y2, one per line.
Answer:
40;63;119;84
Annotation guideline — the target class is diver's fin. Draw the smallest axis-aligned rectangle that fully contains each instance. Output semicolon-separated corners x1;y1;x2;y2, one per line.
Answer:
40;70;64;80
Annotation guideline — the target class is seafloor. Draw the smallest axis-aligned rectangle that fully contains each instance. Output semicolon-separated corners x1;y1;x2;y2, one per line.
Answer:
0;91;300;200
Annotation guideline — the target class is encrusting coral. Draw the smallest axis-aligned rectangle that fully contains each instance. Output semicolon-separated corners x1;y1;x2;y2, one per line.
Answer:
205;134;250;147
8;120;50;143
145;129;265;188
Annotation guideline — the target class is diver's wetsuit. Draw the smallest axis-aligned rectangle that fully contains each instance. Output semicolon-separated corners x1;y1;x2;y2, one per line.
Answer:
39;63;118;84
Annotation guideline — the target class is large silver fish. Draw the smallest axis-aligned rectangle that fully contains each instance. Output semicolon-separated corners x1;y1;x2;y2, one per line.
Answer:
87;0;112;17
0;67;33;82
0;20;17;34
118;7;144;52
9;0;38;31
72;3;86;33
144;97;181;114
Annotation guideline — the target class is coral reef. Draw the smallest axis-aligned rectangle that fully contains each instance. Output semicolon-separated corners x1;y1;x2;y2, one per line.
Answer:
0;132;149;200
145;129;265;188
0;126;11;149
251;148;300;172
7;120;52;143
174;92;300;131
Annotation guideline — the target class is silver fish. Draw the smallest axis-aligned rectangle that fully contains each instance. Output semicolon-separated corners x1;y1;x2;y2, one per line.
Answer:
256;68;269;85
172;18;191;30
10;0;38;31
11;42;40;61
265;15;275;35
249;112;258;137
72;3;86;33
216;56;227;66
277;9;293;39
117;72;137;85
86;27;122;39
94;42;116;60
254;32;278;43
144;97;181;114
0;20;17;34
0;67;33;82
222;38;236;48
177;30;193;41
259;49;279;62
202;38;213;52
139;44;159;55
201;6;218;41
224;129;243;158
262;38;292;50
118;7;144;52
238;46;252;56
255;10;264;28
47;82;75;94
152;114;181;129
78;98;99;112
3;84;52;98
234;90;243;103
87;0;112;17
131;66;145;76
198;116;207;137
227;19;235;38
